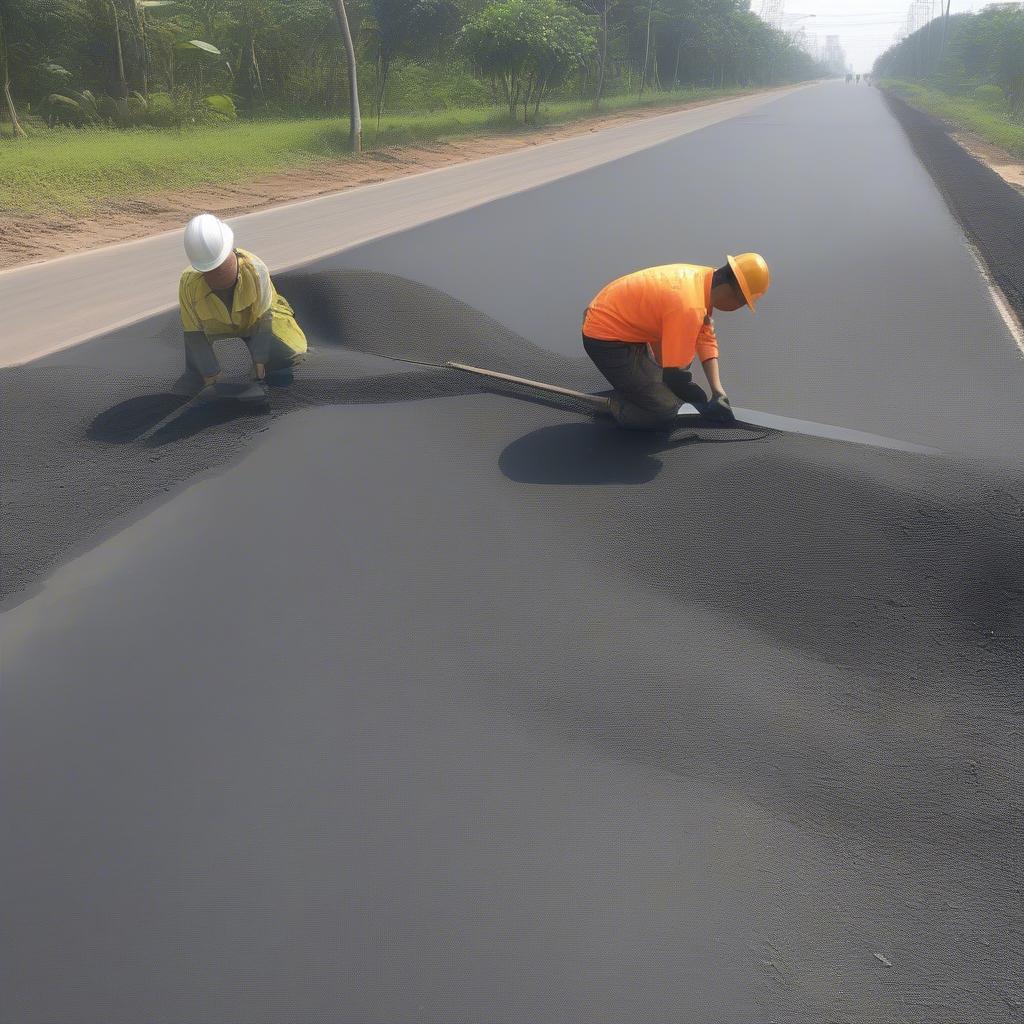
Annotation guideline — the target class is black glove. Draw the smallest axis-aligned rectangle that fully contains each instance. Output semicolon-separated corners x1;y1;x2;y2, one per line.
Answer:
702;393;735;423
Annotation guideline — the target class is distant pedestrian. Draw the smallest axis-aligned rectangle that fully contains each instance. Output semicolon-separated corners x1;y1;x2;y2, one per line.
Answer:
581;255;771;429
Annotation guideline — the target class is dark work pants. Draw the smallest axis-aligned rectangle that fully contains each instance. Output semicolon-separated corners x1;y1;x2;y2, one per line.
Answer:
583;335;706;429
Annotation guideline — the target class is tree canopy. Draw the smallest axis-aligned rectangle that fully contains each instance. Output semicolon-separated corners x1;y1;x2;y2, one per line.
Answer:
875;6;1024;116
0;0;826;137
462;0;597;120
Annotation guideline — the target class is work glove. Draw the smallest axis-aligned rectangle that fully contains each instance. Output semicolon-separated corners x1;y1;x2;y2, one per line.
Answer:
702;393;735;423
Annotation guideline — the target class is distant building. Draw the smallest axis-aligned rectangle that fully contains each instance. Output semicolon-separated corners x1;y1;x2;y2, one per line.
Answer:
759;0;785;30
905;0;932;35
796;30;825;62
824;34;847;74
983;1;1023;10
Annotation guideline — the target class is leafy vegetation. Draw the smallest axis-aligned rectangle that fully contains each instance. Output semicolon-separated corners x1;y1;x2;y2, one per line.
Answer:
875;7;1024;156
875;7;1024;115
0;0;825;214
462;0;597;121
881;79;1024;158
0;0;825;142
0;84;752;214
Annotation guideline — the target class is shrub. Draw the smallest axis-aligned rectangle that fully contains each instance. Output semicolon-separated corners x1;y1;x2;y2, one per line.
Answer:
379;61;491;113
975;83;1007;110
205;94;238;120
144;89;234;127
462;0;597;121
42;90;101;126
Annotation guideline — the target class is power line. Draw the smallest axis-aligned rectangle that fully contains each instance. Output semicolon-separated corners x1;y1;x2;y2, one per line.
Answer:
805;14;916;22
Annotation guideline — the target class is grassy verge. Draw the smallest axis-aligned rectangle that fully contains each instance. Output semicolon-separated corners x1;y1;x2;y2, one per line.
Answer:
0;86;754;216
882;79;1024;159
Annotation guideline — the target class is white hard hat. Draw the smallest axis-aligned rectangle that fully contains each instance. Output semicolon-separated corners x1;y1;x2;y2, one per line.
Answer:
184;213;234;272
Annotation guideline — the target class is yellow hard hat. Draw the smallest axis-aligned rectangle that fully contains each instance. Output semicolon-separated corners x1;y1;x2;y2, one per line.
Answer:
726;252;770;312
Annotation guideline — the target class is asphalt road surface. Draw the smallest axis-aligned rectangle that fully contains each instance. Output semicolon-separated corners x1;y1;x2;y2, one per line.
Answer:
2;83;1021;1023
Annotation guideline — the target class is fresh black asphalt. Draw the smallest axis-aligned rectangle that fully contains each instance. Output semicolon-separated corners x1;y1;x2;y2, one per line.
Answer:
1;82;1021;1022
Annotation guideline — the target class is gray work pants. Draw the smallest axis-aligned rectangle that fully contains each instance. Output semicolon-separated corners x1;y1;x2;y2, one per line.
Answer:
583;336;706;429
184;325;304;381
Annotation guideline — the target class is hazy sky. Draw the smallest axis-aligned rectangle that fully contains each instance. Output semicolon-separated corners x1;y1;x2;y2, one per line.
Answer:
781;0;983;72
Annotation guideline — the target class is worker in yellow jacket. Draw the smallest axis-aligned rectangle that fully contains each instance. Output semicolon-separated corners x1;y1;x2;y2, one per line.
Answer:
582;253;770;429
175;213;307;395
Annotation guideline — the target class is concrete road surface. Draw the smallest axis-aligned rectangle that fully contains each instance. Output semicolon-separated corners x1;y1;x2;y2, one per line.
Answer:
2;83;1021;1023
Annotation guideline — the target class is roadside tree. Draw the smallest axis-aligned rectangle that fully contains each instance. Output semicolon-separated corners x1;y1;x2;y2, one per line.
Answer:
462;0;597;121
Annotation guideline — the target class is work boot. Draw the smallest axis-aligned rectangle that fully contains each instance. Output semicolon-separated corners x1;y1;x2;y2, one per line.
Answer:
242;379;271;405
214;379;270;405
609;395;677;431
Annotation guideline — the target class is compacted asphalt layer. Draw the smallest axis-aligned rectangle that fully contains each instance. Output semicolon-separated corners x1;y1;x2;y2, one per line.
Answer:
2;82;1022;1022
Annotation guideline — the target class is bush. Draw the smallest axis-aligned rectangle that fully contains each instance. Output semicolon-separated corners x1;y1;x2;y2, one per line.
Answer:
42;90;101;127
462;0;597;121
377;61;491;113
144;92;179;127
974;83;1007;110
97;93;150;128
144;89;235;127
205;94;238;120
881;78;1024;159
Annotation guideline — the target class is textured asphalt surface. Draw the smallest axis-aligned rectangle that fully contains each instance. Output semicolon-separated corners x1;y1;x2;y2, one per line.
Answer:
2;83;1022;1022
885;91;1024;323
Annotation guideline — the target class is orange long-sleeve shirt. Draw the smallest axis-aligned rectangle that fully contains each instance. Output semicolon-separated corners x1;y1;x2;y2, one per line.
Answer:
582;264;719;368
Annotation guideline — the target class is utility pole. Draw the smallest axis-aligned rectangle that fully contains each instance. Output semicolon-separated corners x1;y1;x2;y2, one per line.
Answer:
940;0;952;61
329;0;362;153
0;10;26;138
593;0;609;107
110;0;128;99
639;0;655;97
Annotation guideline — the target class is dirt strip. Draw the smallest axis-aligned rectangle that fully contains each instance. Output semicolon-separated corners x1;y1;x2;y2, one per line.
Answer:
0;93;760;271
951;129;1024;193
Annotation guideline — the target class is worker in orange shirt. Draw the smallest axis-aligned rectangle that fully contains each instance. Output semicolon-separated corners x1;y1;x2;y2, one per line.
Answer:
582;253;770;429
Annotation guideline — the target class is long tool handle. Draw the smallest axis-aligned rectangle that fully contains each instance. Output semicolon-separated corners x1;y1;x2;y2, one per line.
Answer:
446;361;610;411
137;385;215;444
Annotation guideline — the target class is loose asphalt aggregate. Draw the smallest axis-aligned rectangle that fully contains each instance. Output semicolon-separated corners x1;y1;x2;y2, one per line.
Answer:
1;82;1021;1022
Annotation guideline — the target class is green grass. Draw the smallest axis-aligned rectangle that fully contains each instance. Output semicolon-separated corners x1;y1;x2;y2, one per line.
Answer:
0;86;753;216
882;79;1024;158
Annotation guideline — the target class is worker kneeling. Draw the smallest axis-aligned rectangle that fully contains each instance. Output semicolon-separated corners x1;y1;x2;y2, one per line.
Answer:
582;254;770;429
176;213;308;396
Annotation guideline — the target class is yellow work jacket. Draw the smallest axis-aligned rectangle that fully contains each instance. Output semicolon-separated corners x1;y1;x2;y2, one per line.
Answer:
178;248;307;354
583;264;718;369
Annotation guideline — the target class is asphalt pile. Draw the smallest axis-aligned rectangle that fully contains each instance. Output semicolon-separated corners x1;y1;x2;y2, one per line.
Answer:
1;269;759;603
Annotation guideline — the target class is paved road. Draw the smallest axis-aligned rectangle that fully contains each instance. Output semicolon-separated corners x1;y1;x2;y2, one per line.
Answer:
0;87;801;367
303;81;1022;461
2;83;1021;1022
